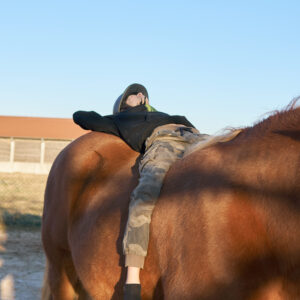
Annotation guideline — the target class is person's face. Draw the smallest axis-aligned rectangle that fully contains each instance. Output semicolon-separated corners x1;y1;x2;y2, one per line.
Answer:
125;92;149;107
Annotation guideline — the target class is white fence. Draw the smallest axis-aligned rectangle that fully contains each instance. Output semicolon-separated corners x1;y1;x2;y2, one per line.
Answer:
0;137;70;174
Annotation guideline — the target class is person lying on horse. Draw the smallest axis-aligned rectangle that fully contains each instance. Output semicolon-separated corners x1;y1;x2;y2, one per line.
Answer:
73;83;208;300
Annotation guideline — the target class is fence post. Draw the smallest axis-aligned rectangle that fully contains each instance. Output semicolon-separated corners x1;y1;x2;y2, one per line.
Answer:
10;137;15;164
40;138;45;165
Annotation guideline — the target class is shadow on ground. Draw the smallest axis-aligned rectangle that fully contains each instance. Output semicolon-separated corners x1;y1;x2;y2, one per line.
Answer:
0;211;42;228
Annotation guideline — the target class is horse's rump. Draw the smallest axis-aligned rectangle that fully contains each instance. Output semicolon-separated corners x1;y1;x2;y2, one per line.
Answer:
42;132;163;299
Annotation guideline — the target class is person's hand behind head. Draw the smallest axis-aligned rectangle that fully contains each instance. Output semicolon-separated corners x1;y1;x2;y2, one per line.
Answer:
126;92;149;107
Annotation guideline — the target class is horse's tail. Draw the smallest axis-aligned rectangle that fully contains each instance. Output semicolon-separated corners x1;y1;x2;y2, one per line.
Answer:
41;259;51;300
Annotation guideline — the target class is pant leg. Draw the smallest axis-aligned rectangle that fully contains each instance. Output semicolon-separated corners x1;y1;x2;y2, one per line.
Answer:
123;128;205;268
123;139;187;268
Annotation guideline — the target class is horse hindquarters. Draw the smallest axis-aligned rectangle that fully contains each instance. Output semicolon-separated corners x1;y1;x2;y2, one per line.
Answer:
42;132;162;299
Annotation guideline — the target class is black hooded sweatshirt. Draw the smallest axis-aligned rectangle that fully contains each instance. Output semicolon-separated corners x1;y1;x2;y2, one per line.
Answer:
73;105;195;153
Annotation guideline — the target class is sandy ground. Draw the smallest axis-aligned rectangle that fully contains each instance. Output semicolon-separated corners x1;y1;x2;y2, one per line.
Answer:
0;228;45;300
0;173;47;217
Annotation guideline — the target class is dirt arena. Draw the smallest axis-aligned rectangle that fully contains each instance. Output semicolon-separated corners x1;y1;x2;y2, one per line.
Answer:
0;228;45;300
0;173;47;299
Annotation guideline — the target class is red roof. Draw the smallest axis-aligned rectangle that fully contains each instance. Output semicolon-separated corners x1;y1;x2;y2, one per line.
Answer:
0;116;88;140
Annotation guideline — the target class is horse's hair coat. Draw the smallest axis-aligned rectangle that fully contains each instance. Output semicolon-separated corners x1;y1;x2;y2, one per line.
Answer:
42;101;300;299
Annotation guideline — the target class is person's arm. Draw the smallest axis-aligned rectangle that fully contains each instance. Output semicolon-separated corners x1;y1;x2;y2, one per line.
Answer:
73;111;119;136
171;115;195;128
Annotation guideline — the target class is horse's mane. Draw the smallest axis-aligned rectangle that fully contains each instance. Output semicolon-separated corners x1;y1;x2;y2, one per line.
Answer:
246;97;300;138
185;97;300;157
184;128;243;157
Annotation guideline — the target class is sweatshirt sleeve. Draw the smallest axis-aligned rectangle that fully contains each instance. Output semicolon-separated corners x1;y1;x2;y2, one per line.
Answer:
73;111;119;136
170;115;195;128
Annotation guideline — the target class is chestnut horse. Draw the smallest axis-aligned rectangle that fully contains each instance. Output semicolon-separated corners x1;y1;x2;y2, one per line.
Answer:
42;102;300;299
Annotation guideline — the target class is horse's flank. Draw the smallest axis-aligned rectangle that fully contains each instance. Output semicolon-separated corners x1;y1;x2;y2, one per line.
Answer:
42;103;300;299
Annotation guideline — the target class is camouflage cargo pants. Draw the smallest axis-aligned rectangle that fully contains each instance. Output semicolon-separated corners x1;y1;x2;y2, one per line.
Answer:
123;124;208;268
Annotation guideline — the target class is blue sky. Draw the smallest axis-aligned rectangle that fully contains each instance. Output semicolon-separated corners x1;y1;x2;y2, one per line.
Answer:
1;0;299;134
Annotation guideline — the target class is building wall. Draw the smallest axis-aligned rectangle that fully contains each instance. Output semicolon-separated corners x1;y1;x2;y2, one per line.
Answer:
0;137;71;174
0;117;85;226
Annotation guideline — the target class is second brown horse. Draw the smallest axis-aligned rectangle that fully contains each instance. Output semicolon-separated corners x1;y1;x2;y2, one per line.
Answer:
42;103;300;299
